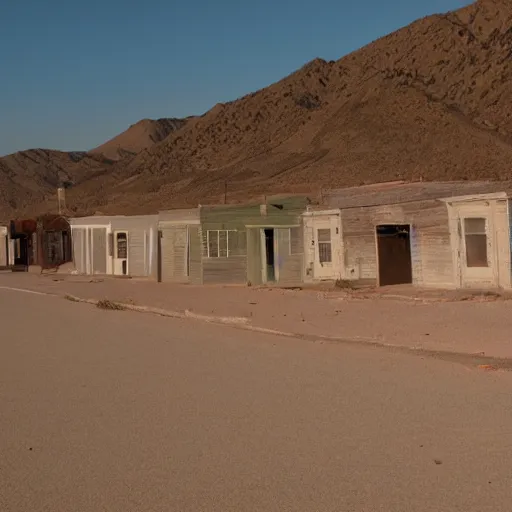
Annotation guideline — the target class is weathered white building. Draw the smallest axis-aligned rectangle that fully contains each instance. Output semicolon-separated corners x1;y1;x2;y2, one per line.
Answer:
443;192;511;289
304;181;512;289
70;215;158;278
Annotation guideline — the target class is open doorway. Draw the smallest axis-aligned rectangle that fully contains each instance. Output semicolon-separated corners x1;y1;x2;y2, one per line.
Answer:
264;228;275;282
13;236;30;270
376;225;412;286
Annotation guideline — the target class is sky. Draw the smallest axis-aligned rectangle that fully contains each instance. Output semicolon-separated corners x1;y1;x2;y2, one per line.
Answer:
0;0;472;156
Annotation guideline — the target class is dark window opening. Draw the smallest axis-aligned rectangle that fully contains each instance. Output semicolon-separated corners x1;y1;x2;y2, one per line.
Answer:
264;229;275;282
464;218;488;268
317;228;332;263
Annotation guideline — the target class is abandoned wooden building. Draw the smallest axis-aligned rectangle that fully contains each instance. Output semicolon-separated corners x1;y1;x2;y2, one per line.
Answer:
155;196;309;286
69;215;158;278
9;215;72;271
304;181;512;289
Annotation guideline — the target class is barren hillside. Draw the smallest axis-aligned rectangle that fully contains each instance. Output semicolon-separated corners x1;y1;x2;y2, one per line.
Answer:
63;0;512;215
89;118;189;161
0;149;113;221
5;0;512;217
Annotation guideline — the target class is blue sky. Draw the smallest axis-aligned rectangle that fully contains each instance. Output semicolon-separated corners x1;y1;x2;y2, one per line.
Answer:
0;0;471;156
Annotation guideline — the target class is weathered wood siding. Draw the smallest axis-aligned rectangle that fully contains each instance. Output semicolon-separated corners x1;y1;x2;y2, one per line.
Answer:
202;258;247;284
71;228;87;274
92;228;107;274
160;226;188;283
337;200;453;287
188;226;203;285
276;227;303;285
0;228;7;267
200;196;307;285
247;228;262;286
111;216;158;278
495;199;511;289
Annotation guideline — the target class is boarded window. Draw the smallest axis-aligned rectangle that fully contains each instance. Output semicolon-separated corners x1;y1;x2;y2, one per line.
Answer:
464;218;488;268
317;228;332;263
290;227;302;255
207;230;236;258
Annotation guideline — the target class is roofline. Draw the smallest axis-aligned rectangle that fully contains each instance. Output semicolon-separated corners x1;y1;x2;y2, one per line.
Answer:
439;192;508;203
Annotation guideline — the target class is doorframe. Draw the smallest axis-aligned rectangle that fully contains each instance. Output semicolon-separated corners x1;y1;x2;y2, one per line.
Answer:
113;229;129;276
260;228;278;284
375;223;413;287
302;210;342;281
246;224;298;285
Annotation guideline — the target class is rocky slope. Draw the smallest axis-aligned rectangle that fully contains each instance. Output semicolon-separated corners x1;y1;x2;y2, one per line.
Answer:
89;118;189;161
5;0;512;217
0;149;113;220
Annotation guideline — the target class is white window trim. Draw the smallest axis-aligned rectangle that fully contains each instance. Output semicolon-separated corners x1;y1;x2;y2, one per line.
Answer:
207;229;236;258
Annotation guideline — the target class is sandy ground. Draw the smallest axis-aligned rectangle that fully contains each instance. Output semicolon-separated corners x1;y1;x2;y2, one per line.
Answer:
1;287;512;511
2;272;512;359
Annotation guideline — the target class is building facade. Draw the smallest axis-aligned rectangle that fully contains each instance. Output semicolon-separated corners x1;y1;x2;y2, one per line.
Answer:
304;182;512;289
70;215;158;278
177;196;308;286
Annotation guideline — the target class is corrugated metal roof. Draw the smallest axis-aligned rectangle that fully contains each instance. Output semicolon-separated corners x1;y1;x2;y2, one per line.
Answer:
323;181;512;209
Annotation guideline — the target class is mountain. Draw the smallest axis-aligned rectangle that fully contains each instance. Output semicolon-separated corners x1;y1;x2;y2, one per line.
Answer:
4;0;512;217
0;118;188;220
0;149;114;221
89;118;189;161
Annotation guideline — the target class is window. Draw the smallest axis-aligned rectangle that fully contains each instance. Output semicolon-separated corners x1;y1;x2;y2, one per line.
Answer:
464;218;488;268
116;232;127;259
207;230;236;258
317;228;332;263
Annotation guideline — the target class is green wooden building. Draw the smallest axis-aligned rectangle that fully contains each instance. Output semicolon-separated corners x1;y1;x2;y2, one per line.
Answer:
157;196;309;286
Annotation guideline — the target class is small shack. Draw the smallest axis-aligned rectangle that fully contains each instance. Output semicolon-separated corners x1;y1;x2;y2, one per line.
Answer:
9;215;72;271
199;196;309;286
304;181;510;289
70;215;158;278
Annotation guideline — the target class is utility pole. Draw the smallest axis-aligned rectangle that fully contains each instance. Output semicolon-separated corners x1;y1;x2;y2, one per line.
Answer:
57;187;66;215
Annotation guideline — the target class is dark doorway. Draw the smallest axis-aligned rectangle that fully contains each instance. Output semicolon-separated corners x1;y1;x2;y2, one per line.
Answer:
376;225;412;286
13;236;29;270
264;229;275;282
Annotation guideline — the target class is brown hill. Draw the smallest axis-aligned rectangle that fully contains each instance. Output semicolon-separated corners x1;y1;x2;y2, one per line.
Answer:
89;118;189;161
61;0;512;215
0;117;188;220
0;149;114;220
7;0;512;217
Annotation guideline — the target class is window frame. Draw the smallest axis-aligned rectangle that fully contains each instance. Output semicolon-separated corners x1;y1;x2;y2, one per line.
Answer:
463;217;488;268
206;229;237;258
317;228;333;264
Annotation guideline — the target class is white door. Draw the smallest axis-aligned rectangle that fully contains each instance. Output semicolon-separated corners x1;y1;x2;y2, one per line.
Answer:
113;231;129;276
313;220;339;280
458;212;497;287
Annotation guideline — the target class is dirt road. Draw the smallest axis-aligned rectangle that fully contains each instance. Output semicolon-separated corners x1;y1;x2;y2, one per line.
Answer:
1;287;512;511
